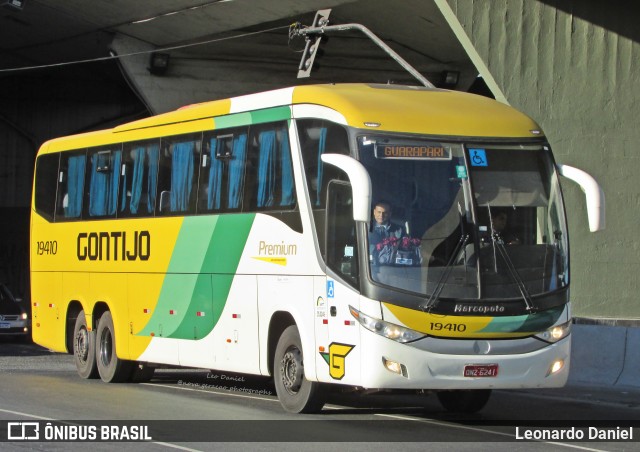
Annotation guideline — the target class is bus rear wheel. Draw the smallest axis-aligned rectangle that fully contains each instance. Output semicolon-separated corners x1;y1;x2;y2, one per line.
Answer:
436;389;492;413
73;311;98;379
96;311;133;383
274;325;325;413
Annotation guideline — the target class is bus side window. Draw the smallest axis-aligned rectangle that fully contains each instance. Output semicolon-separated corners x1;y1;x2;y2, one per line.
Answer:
56;151;87;220
197;140;219;212
86;148;122;218
198;130;248;213
156;134;201;215
247;122;296;211
297;119;350;255
297;119;350;208
120;140;160;217
34;153;60;222
326;180;359;288
227;132;247;210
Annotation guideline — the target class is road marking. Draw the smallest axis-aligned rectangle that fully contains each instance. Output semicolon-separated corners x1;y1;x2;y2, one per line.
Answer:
0;408;55;420
0;390;615;451
376;413;610;451
323;407;609;451
139;385;612;450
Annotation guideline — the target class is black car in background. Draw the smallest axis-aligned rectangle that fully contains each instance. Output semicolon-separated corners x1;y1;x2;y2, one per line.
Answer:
0;283;30;340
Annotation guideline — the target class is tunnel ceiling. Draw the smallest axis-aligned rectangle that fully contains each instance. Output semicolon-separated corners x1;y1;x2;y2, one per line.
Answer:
0;0;477;90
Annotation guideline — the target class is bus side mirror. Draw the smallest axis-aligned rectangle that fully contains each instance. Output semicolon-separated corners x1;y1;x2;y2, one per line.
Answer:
321;154;371;223
557;164;605;232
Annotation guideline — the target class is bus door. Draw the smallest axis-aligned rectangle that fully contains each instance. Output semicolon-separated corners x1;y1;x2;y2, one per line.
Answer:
317;181;361;385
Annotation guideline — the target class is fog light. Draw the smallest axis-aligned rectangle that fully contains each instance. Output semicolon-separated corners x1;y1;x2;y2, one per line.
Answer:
382;357;408;377
548;359;564;376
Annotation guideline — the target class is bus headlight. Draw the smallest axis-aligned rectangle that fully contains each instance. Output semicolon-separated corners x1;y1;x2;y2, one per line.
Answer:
349;306;426;343
534;320;571;343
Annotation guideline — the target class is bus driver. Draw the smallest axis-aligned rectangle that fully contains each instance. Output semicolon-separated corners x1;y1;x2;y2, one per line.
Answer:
369;201;405;265
369;201;404;245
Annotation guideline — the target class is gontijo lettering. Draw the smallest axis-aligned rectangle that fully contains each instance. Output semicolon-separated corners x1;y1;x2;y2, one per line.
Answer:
77;231;150;261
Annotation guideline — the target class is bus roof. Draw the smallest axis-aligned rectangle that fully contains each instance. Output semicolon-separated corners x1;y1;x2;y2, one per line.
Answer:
39;83;543;153
292;84;541;138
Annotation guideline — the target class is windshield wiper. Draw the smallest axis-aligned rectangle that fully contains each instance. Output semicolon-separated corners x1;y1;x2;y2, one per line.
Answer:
491;232;537;312
422;233;469;313
485;205;537;312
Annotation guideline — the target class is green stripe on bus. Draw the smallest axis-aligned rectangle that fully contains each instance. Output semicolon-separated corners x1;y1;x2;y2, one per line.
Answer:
168;216;219;273
478;314;527;333
170;214;255;339
137;214;256;339
215;112;252;129
168;273;217;340
137;216;218;337
513;306;564;332
199;213;255;273
479;306;564;333
251;106;292;124
213;107;291;130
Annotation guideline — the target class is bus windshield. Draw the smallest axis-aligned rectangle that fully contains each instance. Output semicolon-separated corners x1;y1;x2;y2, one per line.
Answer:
470;144;569;300
358;136;568;302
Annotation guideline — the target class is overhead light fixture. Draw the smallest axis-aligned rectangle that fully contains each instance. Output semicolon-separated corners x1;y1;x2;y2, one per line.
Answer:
148;52;170;76
2;0;25;10
442;70;460;88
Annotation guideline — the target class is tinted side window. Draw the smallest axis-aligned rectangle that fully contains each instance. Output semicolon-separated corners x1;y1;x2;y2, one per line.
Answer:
34;153;60;221
120;140;160;217
86;146;122;218
326;180;359;288
198;128;248;213
56;151;87;221
297;119;350;208
297;119;350;254
157;134;201;215
246;122;296;211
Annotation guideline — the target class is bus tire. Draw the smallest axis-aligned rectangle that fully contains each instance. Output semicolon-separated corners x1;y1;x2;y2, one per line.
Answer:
274;325;325;413
436;389;492;413
73;311;98;379
96;311;133;383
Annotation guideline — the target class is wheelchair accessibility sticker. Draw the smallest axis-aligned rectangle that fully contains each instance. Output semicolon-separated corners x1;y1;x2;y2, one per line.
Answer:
327;280;334;298
469;148;488;166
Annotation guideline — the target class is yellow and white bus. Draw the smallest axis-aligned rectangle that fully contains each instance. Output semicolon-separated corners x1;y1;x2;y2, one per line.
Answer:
31;83;603;413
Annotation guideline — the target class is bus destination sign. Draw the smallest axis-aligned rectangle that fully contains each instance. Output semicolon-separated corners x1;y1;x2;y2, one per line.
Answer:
376;142;452;160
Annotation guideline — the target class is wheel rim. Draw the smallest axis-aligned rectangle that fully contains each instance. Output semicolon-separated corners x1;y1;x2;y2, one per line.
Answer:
75;327;89;363
280;346;303;395
99;328;113;368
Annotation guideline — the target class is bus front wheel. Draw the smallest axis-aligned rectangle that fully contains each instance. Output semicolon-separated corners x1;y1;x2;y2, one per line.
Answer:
436;389;492;413
73;311;98;379
96;311;133;383
274;325;325;413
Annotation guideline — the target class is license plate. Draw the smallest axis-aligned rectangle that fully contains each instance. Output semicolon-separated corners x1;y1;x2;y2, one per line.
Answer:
464;364;498;377
0;322;10;329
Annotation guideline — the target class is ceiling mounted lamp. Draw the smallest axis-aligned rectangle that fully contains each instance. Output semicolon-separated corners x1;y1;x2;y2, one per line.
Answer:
148;52;170;76
2;0;26;10
441;70;460;89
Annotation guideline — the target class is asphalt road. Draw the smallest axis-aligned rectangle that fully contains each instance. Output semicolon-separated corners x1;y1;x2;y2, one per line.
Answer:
0;338;638;451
